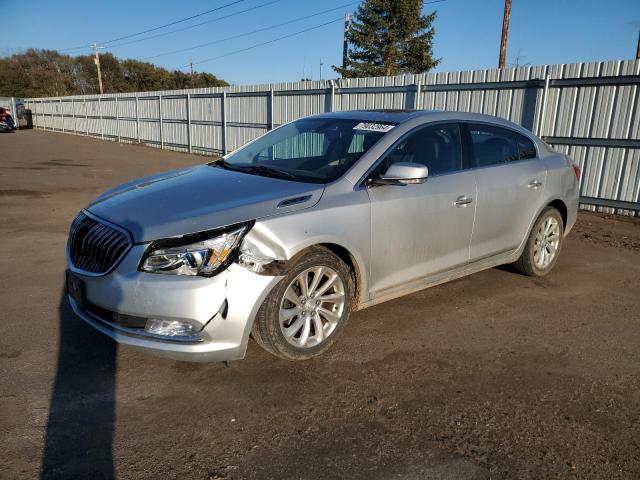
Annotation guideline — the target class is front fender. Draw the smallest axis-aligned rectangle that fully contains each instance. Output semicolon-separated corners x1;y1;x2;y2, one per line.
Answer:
241;223;370;307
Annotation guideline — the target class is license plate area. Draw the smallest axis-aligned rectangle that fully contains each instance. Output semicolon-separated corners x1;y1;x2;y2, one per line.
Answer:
66;271;86;308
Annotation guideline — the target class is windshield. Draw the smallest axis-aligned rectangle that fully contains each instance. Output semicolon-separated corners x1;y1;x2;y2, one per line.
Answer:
212;118;395;183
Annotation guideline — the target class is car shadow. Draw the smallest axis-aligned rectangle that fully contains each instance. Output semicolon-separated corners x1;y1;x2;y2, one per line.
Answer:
40;278;118;480
495;263;520;275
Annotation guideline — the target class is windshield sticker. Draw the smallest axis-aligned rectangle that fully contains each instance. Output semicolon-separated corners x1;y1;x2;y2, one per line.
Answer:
353;122;395;133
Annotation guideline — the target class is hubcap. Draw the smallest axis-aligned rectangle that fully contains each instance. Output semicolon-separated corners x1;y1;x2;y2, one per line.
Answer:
534;216;560;269
279;266;346;348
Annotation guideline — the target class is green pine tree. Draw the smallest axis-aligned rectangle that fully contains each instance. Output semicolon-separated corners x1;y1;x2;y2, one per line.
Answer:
334;0;440;78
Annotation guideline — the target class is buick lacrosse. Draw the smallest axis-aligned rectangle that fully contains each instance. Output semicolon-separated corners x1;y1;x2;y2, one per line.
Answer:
66;110;580;361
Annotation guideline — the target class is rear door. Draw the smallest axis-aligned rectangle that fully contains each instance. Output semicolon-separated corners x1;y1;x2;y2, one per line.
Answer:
465;123;547;260
367;123;477;295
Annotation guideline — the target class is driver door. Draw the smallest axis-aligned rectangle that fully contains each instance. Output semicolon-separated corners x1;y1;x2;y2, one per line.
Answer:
366;123;477;296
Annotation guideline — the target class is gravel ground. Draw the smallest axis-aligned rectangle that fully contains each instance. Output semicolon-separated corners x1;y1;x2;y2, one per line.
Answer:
0;130;639;480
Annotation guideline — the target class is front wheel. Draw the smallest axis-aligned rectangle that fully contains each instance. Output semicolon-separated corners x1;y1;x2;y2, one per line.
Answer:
251;247;354;360
513;206;564;276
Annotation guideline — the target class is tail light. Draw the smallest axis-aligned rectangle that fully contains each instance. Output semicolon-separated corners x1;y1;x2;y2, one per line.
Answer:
572;164;581;182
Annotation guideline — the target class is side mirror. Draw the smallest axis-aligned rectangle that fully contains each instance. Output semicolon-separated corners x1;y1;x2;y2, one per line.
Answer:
370;162;428;186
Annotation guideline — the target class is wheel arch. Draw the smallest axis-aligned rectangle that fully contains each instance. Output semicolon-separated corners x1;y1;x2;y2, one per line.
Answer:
515;196;570;258
547;198;568;228
317;243;365;310
284;239;368;310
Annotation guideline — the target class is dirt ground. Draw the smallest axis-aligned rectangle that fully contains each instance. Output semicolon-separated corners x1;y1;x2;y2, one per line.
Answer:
0;130;639;480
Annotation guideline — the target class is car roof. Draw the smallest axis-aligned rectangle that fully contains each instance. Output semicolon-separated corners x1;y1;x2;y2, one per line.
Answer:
309;109;534;136
311;109;426;123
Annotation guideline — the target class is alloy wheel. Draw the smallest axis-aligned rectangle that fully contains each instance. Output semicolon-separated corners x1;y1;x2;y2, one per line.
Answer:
534;215;561;269
279;266;346;348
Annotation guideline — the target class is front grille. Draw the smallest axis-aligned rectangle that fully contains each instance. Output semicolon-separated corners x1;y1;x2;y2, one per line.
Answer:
68;212;132;275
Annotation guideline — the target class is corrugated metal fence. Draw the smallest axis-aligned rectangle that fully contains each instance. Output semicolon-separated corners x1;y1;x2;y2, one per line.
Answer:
23;59;640;214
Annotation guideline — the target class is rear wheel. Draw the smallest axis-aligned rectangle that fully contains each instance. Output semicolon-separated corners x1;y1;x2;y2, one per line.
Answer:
251;247;354;360
513;206;564;277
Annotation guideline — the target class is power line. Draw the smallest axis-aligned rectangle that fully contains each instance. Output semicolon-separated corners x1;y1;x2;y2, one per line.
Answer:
104;0;248;45
186;17;344;68
57;0;248;53
56;0;448;65
57;44;96;54
107;0;282;50
185;0;448;69
143;1;360;61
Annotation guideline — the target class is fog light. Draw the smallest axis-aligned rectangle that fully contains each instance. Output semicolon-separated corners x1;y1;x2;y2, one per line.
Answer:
144;318;201;340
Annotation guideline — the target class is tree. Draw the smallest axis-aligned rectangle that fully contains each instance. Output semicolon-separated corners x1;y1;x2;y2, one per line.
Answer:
334;0;440;78
0;49;229;97
0;50;77;97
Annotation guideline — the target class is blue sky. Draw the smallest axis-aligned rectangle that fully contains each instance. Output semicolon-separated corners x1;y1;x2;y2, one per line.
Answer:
1;0;638;85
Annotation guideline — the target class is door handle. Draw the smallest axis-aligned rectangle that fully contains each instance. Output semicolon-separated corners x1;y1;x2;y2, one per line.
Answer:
453;196;473;207
528;180;543;189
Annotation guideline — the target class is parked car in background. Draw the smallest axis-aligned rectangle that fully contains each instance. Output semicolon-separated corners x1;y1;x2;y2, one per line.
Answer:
66;110;580;362
0;107;16;131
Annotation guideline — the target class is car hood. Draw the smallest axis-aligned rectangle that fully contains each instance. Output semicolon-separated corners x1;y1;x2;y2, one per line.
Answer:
87;164;324;242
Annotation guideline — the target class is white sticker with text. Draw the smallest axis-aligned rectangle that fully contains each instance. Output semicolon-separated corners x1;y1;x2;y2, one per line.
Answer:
353;122;395;133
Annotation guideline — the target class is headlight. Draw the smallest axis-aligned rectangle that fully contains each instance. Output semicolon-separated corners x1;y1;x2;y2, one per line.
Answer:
140;224;250;277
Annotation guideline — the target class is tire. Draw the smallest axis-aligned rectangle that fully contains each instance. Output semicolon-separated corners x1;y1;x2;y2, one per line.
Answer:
513;206;564;277
251;246;354;361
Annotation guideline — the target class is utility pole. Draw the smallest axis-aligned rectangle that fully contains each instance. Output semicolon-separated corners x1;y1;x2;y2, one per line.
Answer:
342;13;350;75
636;30;640;60
92;43;104;94
189;59;195;80
319;58;324;81
498;0;512;69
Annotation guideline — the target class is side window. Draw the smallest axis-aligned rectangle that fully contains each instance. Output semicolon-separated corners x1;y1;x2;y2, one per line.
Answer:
515;132;537;160
379;123;463;176
468;124;518;167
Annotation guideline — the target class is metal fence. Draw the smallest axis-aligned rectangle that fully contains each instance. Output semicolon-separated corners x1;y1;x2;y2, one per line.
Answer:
23;59;640;215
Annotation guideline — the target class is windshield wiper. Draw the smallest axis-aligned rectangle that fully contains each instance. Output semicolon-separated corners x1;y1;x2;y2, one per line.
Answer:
231;164;297;180
210;158;237;170
210;159;296;180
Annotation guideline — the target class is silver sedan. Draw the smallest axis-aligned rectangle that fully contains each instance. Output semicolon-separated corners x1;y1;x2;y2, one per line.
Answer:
66;110;580;362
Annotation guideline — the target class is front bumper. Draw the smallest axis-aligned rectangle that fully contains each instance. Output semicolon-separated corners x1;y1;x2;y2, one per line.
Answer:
68;244;282;362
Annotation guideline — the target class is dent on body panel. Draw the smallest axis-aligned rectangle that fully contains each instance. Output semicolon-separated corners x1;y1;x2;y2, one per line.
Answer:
239;191;372;298
240;222;289;263
245;204;369;261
